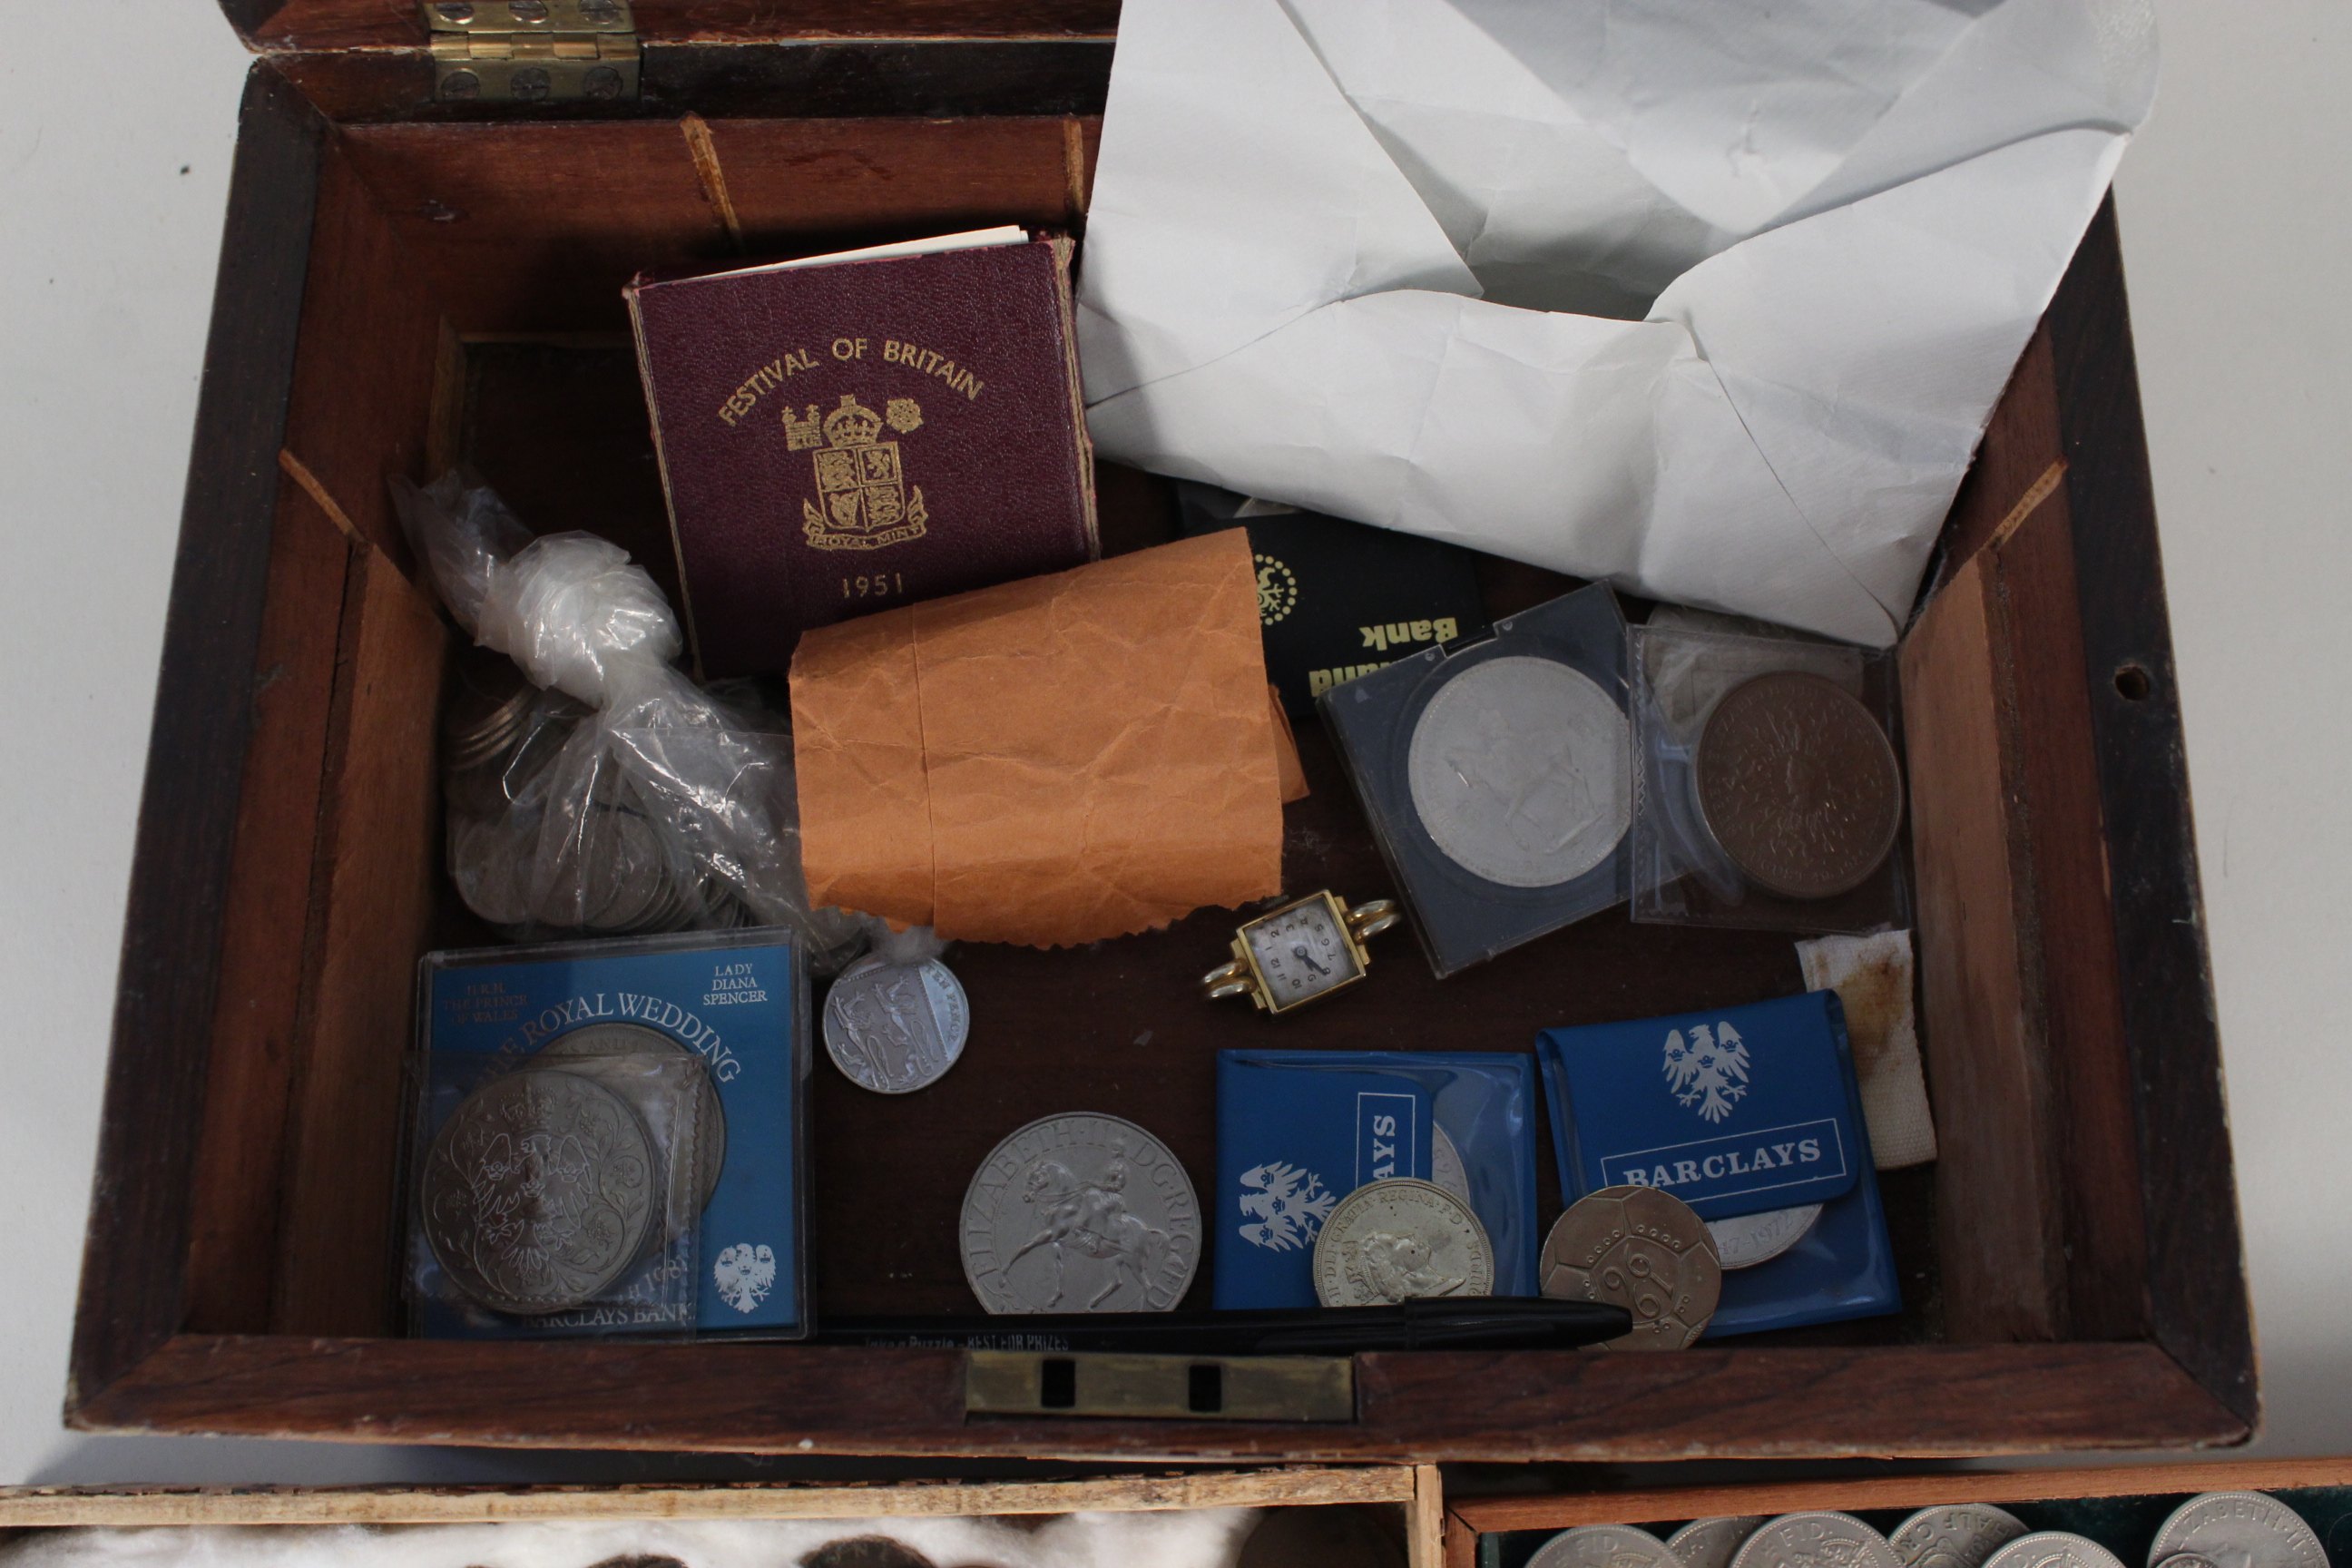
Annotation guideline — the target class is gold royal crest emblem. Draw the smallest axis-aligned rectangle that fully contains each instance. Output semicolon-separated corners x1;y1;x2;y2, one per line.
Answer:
786;394;929;552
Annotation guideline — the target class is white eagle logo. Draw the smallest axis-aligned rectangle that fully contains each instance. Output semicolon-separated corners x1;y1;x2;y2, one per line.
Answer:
712;1242;776;1313
1663;1022;1751;1123
1237;1161;1337;1252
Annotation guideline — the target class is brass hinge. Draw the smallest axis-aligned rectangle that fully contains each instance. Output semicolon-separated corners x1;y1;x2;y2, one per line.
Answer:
424;0;639;104
964;1350;1356;1422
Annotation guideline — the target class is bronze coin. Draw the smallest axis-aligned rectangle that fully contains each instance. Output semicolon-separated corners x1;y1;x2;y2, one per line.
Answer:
1539;1185;1720;1349
1694;671;1902;901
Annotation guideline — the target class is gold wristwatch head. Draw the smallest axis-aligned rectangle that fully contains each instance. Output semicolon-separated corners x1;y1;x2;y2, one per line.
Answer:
1200;890;1400;1016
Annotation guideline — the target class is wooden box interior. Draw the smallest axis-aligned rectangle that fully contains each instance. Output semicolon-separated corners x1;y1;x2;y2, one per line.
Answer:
68;45;2249;1462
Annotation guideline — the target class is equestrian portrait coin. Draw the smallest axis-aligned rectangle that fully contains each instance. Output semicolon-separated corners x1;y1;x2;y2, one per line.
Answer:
960;1112;1201;1313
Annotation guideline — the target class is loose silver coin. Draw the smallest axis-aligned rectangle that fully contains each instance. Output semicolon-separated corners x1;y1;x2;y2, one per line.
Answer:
1406;654;1630;888
1314;1179;1494;1307
1540;1184;1720;1349
1891;1505;2030;1568
823;954;970;1093
420;1068;656;1315
450;817;532;927
1982;1534;2126;1568
961;1113;1201;1313
534;1021;725;1211
1732;1514;1901;1568
1705;1202;1823;1269
2149;1494;2327;1568
1431;1122;1471;1208
1670;1518;1769;1568
1529;1525;1683;1568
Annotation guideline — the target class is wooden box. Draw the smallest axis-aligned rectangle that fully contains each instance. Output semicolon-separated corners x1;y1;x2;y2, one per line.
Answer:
70;1;2249;1461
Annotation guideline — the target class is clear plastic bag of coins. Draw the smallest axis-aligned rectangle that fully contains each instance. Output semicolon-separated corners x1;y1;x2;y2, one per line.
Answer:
405;1045;708;1338
397;471;865;968
1626;618;1908;934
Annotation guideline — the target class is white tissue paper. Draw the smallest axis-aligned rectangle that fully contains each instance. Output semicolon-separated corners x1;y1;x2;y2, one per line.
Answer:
1078;0;2156;646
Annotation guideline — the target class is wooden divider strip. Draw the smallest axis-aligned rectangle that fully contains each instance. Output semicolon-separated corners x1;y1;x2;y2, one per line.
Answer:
0;1468;1414;1528
1446;1457;2352;1537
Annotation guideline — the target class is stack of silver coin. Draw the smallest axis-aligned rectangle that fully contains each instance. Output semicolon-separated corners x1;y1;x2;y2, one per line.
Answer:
1526;1492;2326;1568
441;648;751;936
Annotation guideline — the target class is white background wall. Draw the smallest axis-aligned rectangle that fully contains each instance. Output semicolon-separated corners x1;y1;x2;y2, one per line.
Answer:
0;0;2344;1485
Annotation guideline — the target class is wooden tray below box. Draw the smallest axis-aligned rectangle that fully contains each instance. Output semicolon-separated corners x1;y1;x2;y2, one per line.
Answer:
0;1466;1440;1568
70;28;2246;1463
1445;1460;2352;1568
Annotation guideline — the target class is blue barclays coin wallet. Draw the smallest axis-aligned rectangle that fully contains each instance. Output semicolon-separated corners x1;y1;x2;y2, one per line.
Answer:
1536;990;1899;1337
413;929;809;1339
1215;1051;1540;1308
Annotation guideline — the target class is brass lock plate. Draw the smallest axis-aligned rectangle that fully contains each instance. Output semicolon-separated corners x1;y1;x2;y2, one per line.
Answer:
964;1350;1355;1422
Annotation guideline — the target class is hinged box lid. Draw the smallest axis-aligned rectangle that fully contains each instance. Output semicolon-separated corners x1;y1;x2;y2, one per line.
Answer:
212;0;1119;52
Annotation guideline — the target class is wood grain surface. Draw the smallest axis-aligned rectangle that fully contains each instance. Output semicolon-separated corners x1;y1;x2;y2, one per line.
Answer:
68;64;325;1413
1902;555;2066;1345
336;118;1092;333
2046;202;2252;1426
268;545;446;1337
180;481;355;1335
74;71;2246;1461
0;1465;1409;1526
1446;1456;2352;1538
263;43;1116;127
68;1335;2241;1460
226;1;1121;53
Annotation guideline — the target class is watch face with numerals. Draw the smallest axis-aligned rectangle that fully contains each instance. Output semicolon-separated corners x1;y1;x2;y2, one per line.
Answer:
1242;896;1365;1010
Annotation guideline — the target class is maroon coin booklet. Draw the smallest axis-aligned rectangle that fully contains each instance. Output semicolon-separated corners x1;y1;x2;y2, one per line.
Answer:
627;228;1100;677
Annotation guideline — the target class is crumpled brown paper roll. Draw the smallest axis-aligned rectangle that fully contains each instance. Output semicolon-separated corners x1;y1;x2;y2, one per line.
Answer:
791;531;1294;946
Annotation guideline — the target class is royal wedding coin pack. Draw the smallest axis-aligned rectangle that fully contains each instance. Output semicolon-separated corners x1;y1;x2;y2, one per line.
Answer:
406;928;811;1341
1319;583;1633;977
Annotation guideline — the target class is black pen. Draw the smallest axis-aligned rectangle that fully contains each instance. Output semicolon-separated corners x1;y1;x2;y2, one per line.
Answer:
814;1297;1630;1354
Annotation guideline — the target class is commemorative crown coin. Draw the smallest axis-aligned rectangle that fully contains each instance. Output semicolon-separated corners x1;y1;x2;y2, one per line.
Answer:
1695;670;1902;901
533;1021;725;1211
961;1113;1201;1313
422;1068;658;1316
